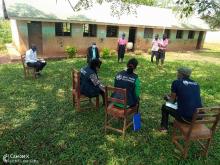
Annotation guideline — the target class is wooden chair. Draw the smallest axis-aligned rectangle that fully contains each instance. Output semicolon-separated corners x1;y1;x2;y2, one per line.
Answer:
21;54;36;79
172;107;220;158
72;69;99;112
104;86;138;138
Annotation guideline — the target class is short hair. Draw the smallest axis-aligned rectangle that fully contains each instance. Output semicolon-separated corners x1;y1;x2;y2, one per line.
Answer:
127;58;138;69
89;59;102;69
30;44;36;49
177;67;192;78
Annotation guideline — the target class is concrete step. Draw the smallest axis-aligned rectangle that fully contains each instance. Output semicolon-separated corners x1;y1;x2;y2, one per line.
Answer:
6;43;21;62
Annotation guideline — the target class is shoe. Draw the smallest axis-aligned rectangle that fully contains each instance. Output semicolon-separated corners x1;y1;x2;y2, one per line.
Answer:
159;127;168;133
35;72;41;76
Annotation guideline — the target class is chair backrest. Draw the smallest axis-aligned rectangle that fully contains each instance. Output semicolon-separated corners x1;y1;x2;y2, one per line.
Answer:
21;54;26;68
105;86;127;110
72;69;80;97
188;107;220;137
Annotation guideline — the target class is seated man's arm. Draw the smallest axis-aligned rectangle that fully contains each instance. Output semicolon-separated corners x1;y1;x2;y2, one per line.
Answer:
89;73;105;91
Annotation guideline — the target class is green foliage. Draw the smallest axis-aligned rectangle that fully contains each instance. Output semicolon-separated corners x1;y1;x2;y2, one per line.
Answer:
175;0;220;29
0;46;220;164
101;48;110;58
65;46;77;58
110;49;117;56
0;20;12;51
134;50;144;55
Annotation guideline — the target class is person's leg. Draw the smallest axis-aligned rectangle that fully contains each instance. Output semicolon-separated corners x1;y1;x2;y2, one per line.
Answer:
27;62;41;72
38;61;47;71
160;104;179;130
99;90;105;105
161;51;165;65
151;51;155;63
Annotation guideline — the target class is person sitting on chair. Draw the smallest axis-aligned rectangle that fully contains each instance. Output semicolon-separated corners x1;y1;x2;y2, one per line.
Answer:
80;59;105;105
25;44;46;76
113;58;140;109
160;67;202;132
87;42;100;64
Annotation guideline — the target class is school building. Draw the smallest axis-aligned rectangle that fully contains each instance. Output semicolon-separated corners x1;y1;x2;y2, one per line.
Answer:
2;0;210;58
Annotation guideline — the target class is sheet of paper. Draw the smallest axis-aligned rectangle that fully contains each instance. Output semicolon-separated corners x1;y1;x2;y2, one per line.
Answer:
165;102;177;110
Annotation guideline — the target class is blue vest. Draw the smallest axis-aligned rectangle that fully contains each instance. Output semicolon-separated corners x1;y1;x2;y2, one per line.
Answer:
114;70;138;106
80;66;100;97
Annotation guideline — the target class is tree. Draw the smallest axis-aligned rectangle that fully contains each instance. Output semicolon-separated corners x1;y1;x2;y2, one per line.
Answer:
175;0;220;29
61;0;220;29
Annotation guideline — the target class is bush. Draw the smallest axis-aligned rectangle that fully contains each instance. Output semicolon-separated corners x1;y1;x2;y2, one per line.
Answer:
101;48;110;58
65;46;77;58
134;50;144;56
0;20;12;51
110;49;117;56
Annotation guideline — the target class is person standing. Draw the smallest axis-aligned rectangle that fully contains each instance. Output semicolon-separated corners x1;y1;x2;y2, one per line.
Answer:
160;67;202;132
80;59;105;105
151;34;160;63
25;44;47;76
157;34;169;66
87;42;100;64
113;58;140;109
117;33;128;63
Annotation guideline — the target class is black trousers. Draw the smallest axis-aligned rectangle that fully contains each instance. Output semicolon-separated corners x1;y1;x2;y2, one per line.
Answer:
160;104;190;129
151;51;158;62
27;61;47;72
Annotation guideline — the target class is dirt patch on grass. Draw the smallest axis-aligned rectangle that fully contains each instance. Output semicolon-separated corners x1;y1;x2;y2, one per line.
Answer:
166;51;220;65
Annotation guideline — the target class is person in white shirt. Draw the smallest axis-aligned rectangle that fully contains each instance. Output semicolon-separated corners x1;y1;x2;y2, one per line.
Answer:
151;34;160;63
25;44;46;75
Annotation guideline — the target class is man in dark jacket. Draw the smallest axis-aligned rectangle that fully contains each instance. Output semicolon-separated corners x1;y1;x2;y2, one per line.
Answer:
80;59;105;105
160;67;202;132
87;42;100;63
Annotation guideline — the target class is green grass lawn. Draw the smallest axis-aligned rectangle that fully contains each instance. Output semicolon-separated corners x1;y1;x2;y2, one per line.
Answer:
0;50;220;164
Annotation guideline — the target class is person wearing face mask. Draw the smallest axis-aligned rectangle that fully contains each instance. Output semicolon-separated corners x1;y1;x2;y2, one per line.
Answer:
117;33;128;63
151;34;160;63
80;59;105;105
159;67;202;132
157;34;169;67
87;42;100;64
25;44;47;76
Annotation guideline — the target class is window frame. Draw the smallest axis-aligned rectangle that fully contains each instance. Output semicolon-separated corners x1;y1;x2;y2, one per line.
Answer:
106;25;119;37
176;30;183;39
55;22;71;37
164;29;171;39
83;24;97;37
144;28;153;39
188;30;195;39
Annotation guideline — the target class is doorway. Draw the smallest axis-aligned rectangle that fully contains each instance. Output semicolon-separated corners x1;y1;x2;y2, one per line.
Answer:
28;21;43;55
196;31;204;49
128;27;137;51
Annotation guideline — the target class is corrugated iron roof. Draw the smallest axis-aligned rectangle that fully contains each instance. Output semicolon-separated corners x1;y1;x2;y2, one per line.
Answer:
3;0;210;30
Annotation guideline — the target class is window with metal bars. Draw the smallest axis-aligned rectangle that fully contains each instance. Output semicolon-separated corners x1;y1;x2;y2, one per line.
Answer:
83;24;97;37
55;22;71;36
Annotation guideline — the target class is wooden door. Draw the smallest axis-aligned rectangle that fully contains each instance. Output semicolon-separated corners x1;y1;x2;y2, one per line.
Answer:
196;31;204;49
28;21;43;55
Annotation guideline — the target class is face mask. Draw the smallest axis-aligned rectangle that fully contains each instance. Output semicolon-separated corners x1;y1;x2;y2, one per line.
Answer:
32;48;37;52
92;45;96;49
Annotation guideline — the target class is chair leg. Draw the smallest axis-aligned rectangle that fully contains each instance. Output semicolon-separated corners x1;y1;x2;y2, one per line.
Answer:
183;139;190;159
172;126;177;143
76;98;80;112
105;113;108;134
122;117;127;139
95;96;99;110
203;138;211;157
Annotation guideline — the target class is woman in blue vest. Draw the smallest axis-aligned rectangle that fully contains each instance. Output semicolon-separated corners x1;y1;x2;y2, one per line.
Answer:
80;59;105;105
114;58;140;109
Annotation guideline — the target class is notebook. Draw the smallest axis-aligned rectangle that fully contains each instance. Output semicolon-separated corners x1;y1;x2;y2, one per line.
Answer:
133;113;141;131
